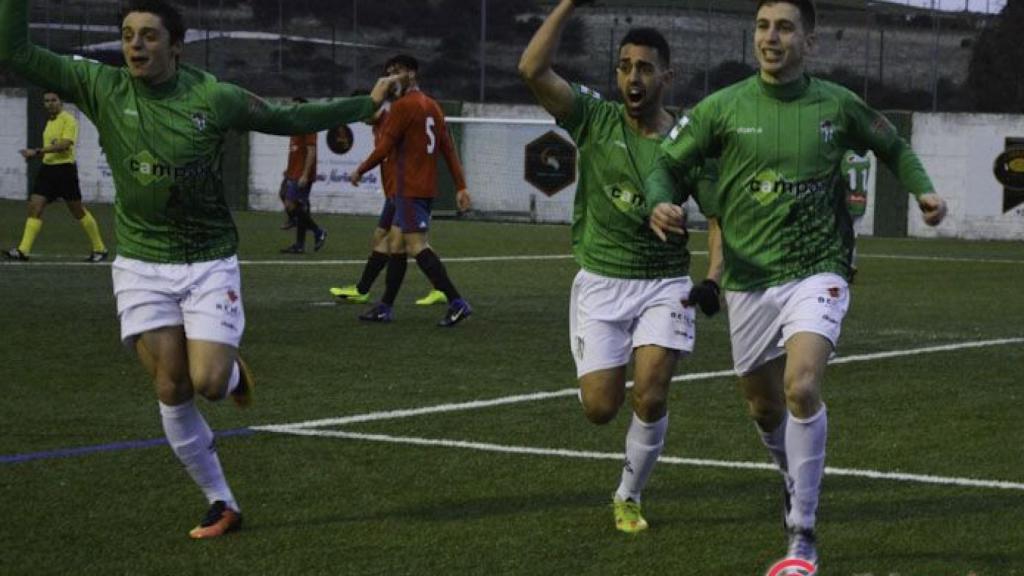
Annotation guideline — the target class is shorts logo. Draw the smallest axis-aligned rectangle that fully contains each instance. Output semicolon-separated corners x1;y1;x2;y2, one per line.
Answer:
765;558;816;576
575;335;585;361
227;289;239;303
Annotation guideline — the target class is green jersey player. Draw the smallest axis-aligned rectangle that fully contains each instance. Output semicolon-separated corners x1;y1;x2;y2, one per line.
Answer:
645;0;947;568
0;0;396;539
842;150;871;274
520;0;714;535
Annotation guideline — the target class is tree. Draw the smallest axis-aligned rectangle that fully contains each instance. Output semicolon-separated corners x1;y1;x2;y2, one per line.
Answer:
967;2;1024;112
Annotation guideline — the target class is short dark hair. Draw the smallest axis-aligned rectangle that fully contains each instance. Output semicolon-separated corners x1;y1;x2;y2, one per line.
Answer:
384;54;419;73
121;0;187;46
618;28;670;68
42;91;62;100
756;0;817;32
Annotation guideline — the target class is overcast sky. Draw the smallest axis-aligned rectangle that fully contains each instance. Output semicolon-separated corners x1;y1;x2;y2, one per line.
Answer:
882;0;1006;12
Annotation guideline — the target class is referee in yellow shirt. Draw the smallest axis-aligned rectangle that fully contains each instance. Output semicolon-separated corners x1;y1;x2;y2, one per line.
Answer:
5;91;107;262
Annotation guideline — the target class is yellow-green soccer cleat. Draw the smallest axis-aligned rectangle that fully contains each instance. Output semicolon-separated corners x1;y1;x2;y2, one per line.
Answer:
613;497;649;534
329;285;370;304
415;289;448;306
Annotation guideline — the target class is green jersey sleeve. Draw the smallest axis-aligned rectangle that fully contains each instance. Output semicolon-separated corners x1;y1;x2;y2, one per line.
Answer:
645;96;721;209
211;83;376;134
0;0;115;118
838;90;933;199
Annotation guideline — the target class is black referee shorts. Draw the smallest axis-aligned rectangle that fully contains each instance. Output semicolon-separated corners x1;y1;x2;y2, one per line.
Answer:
33;163;82;203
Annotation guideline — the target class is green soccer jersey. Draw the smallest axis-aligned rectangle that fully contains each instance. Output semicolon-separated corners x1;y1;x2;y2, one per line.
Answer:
842;150;871;218
559;84;708;279
647;74;934;291
1;0;375;263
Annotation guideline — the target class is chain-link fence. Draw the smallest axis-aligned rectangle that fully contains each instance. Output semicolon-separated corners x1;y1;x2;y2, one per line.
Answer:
1;0;1010;111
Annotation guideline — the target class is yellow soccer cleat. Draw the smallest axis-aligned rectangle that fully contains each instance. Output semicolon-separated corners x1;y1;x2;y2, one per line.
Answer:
415;289;448;306
613;497;649;534
330;285;370;304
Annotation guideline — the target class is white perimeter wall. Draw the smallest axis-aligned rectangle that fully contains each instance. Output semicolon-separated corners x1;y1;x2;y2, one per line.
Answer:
910;113;1024;241
0;91;28;200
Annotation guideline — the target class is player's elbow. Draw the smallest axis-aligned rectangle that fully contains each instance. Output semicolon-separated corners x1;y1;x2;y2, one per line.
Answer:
517;58;542;82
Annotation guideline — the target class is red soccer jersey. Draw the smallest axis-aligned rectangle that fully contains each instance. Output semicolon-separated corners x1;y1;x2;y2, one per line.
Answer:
357;89;466;199
285;133;317;180
373;108;398;198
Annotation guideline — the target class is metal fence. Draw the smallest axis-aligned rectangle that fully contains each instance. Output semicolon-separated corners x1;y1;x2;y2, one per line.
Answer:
4;0;1009;111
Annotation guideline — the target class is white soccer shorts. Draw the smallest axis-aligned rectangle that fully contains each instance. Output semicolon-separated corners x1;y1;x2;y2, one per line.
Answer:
725;272;850;375
569;268;695;378
112;255;245;347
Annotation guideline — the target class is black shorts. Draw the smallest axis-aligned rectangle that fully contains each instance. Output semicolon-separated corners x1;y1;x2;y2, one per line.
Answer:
34;163;82;203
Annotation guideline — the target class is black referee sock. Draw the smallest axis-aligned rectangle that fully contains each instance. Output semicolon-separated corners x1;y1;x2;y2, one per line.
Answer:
382;253;407;306
358;251;389;295
415;248;461;302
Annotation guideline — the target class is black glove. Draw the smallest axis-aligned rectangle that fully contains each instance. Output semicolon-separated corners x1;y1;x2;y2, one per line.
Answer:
571;0;595;5
685;279;721;317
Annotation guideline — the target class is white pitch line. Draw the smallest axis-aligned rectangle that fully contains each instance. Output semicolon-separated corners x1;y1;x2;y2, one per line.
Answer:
253;337;1024;432
257;428;1024;492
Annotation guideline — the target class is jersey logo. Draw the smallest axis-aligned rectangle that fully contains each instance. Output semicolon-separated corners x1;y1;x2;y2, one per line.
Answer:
127;150;169;186
192;112;208;132
669;116;690;141
748;169;830;206
819;120;835;144
605;183;646;220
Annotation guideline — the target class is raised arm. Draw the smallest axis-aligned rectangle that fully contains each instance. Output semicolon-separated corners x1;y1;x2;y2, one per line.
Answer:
844;96;947;226
350;103;409;185
0;0;108;116
220;75;399;135
518;0;583;121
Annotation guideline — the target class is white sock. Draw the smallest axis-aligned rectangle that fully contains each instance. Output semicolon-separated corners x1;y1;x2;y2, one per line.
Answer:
615;412;668;503
755;413;794;496
159;400;239;512
785;405;827;530
223;362;240;398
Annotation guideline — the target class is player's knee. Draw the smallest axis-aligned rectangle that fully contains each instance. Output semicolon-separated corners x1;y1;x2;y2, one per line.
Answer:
631;389;668;422
746;395;786;426
581;391;621;424
191;369;229;401
154;374;192;405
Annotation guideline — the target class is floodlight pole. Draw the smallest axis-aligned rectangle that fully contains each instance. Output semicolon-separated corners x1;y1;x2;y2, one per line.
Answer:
278;0;283;74
352;0;359;92
930;0;940;111
479;0;487;103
